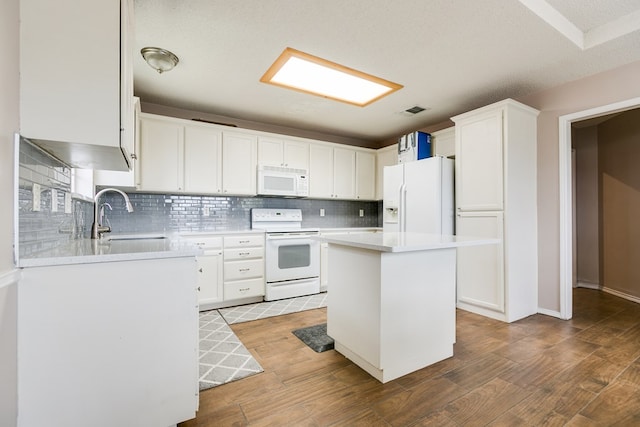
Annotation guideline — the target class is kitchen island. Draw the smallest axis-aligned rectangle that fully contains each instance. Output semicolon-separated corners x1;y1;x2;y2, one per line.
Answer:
320;232;497;383
17;236;202;427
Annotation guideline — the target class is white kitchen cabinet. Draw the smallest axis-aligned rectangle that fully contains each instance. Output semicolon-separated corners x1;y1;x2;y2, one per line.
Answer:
137;114;249;195
456;212;505;312
184;125;222;194
181;236;224;310
375;145;397;200
258;137;309;170
138;115;184;192
309;144;361;199
94;97;141;189
453;99;539;323
333;148;356;199
355;151;376;200
222;132;258;195
432;127;455;158
20;0;134;171
456;110;504;211
309;144;335;198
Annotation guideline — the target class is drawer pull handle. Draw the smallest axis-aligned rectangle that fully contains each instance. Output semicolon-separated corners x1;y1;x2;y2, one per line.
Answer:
239;268;250;272
239;252;250;256
239;287;250;292
238;240;250;244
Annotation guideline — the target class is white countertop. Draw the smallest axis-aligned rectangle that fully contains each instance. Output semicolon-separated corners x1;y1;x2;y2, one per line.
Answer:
18;237;203;268
318;232;499;253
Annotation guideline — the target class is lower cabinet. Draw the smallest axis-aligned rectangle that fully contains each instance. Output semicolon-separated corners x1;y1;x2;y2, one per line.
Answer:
456;212;505;315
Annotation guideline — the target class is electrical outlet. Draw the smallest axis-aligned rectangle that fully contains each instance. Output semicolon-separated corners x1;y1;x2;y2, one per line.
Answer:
320;208;325;217
51;189;58;212
64;192;72;213
32;183;41;211
203;206;210;216
359;209;364;217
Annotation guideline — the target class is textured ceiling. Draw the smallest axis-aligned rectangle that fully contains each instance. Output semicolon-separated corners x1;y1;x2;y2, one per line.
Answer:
133;0;640;146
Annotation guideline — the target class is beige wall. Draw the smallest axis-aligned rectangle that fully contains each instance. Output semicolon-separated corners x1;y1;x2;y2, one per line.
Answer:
598;109;640;299
520;59;640;313
0;0;19;424
573;126;600;286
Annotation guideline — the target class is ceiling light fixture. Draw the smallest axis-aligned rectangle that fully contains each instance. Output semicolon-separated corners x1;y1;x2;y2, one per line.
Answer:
260;47;403;107
141;47;179;74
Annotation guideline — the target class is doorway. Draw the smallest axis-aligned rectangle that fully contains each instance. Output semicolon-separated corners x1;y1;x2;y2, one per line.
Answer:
559;97;640;319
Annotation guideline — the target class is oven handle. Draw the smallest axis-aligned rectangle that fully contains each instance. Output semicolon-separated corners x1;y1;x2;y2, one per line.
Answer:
266;233;319;240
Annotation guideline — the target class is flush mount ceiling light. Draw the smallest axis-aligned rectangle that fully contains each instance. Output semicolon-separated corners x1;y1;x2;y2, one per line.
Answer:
260;47;403;107
141;47;179;74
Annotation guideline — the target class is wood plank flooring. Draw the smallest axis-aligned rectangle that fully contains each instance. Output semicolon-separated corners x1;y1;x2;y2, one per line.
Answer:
180;288;640;426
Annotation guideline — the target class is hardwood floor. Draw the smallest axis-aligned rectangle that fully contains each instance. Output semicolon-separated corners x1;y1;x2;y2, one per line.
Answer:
180;289;640;426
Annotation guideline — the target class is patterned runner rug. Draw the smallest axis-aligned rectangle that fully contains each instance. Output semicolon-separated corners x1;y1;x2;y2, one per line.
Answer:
198;310;263;391
219;292;327;324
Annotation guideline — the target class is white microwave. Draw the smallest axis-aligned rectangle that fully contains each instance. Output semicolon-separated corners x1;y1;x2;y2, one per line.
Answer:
257;166;309;197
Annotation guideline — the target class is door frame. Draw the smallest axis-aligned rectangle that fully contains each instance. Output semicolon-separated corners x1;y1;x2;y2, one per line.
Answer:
558;97;640;319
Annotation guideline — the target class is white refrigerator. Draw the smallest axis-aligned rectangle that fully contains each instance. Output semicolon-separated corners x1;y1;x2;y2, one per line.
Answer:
383;156;454;234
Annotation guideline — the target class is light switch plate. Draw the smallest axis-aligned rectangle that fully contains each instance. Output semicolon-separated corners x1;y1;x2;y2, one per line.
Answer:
359;209;364;217
320;208;325;217
32;183;41;211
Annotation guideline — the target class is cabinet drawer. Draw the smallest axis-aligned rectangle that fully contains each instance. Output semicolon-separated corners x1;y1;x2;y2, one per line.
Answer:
224;259;264;281
223;234;264;248
182;236;222;249
224;278;265;300
224;247;264;261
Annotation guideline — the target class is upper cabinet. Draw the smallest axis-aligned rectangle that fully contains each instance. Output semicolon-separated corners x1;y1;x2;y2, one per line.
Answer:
375;145;397;200
136;114;256;196
20;0;134;171
258;137;309;171
432;127;455;158
309;145;357;199
355;151;376;200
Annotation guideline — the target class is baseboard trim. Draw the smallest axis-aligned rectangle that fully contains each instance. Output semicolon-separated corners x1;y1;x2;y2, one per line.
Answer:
0;269;21;290
537;307;564;319
602;287;640;305
576;281;600;290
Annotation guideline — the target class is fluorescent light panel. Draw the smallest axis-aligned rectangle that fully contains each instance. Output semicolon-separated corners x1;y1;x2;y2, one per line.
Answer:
261;48;402;107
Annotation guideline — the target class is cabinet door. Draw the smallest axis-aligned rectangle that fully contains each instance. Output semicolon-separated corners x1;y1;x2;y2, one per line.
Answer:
257;137;283;167
138;117;184;192
456;110;504;211
283;140;310;171
355;151;376;200
456;212;505;313
20;0;126;170
309;144;334;198
432;127;455;158
222;132;257;195
184;125;222;194
333;148;356;199
376;147;397;200
197;250;223;308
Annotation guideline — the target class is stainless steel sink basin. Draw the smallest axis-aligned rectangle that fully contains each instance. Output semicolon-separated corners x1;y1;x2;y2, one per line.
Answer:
106;234;167;241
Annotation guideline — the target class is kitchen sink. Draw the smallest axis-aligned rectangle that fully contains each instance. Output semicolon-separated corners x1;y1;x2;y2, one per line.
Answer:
106;234;167;241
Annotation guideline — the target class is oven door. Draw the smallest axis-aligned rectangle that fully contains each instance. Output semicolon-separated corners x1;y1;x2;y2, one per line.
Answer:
265;232;320;283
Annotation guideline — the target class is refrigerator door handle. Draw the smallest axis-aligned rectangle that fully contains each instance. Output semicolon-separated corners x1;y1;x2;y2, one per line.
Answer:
399;184;407;232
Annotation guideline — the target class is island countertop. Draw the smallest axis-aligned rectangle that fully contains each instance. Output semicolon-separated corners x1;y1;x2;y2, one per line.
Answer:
318;231;499;253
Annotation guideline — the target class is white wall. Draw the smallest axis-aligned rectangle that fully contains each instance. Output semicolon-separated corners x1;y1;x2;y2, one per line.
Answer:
0;0;19;425
520;59;640;313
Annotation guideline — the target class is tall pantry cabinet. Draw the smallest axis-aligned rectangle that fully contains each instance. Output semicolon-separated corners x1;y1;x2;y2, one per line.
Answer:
452;99;539;323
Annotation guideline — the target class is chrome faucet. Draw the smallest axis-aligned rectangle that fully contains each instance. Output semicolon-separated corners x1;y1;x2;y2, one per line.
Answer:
91;188;134;239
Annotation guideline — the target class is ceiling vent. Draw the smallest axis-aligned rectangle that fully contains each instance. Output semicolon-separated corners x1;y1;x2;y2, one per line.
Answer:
405;106;427;114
